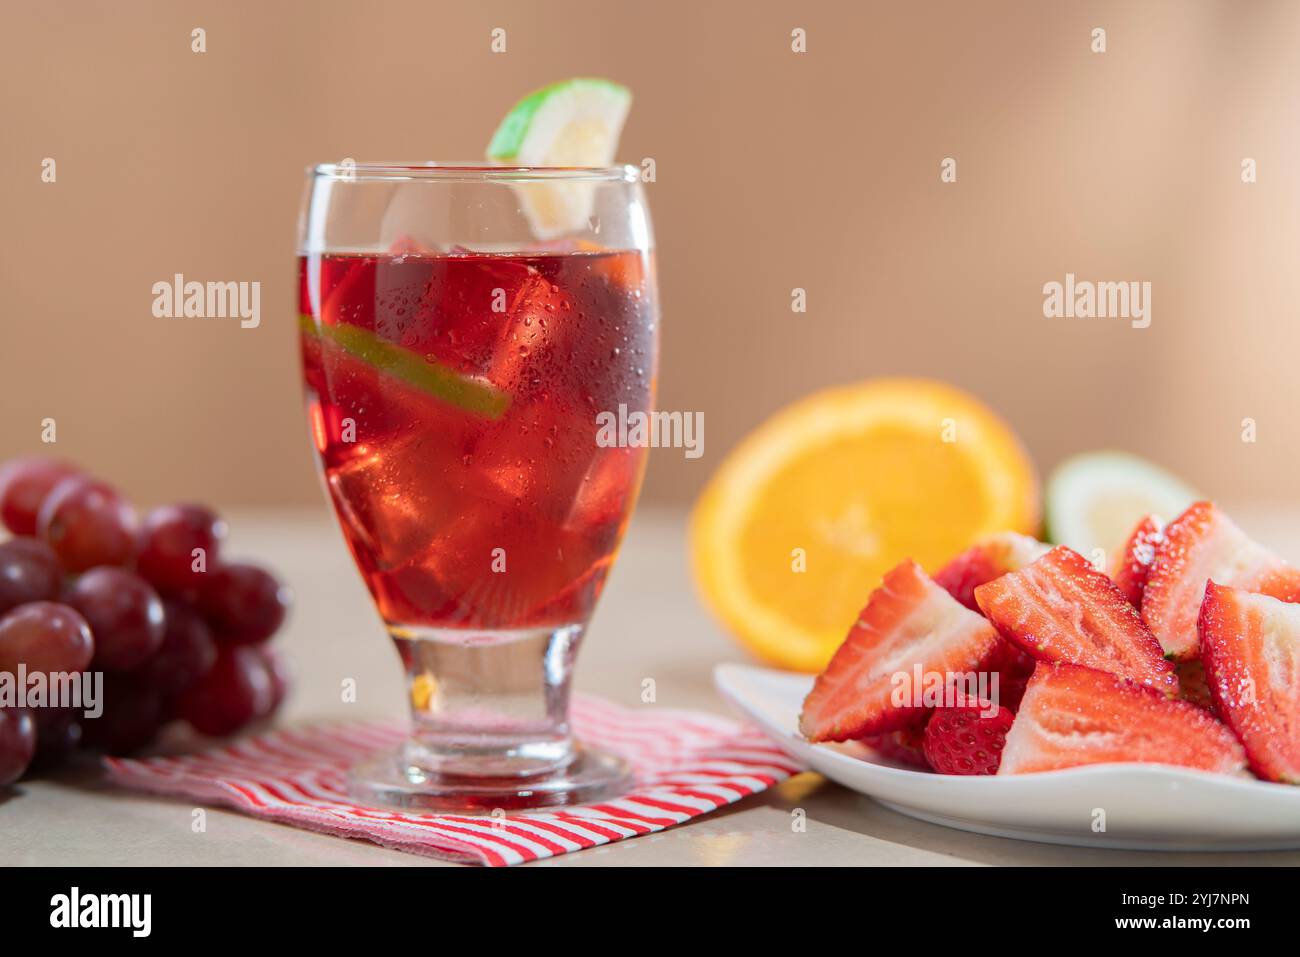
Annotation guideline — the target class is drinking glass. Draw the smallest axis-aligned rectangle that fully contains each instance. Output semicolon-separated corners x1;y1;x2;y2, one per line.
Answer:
297;163;658;810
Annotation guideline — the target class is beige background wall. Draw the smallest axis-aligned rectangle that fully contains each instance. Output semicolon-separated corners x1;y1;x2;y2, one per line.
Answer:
3;0;1298;508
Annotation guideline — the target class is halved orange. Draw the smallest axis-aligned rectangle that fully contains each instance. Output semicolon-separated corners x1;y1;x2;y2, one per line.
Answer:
690;379;1040;672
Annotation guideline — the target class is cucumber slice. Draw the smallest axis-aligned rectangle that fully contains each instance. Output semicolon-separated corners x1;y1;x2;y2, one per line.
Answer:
487;78;632;239
1046;451;1198;562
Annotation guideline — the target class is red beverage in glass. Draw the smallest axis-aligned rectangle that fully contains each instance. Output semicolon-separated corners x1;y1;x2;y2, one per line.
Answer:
300;161;657;808
298;249;656;634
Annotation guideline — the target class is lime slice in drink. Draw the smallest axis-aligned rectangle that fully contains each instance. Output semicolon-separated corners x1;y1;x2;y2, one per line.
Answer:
487;78;632;239
299;315;510;420
1046;451;1198;562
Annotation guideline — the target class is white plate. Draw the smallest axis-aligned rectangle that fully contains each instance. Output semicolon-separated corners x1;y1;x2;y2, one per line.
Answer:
715;662;1300;850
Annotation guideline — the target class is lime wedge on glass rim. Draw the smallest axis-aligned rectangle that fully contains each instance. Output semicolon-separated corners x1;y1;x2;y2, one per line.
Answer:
487;77;632;239
298;79;632;417
1045;451;1198;561
299;314;510;420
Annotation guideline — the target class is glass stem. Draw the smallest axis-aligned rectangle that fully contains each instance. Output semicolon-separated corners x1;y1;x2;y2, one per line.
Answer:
391;624;583;778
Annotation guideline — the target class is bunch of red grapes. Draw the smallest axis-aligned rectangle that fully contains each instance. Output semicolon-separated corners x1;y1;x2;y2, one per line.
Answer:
0;457;291;788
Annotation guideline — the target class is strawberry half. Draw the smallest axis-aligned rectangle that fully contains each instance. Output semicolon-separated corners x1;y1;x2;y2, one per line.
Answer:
1142;501;1300;661
923;700;1014;775
1199;582;1300;783
933;532;1051;611
999;662;1248;775
983;638;1035;712
1175;659;1215;713
859;726;931;769
974;545;1178;694
933;532;1049;710
799;559;1002;742
1111;514;1164;608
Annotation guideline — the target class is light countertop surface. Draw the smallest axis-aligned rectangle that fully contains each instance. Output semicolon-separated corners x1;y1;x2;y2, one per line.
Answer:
4;504;1300;867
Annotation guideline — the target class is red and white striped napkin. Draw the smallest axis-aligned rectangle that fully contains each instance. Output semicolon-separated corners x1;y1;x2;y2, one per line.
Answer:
104;695;802;866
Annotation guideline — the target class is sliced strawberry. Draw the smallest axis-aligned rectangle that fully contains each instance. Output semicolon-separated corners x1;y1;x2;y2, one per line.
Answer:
1142;501;1300;661
1111;514;1164;608
923;700;1014;775
859;725;930;769
974;546;1178;694
985;639;1036;712
799;560;1002;742
1199;582;1300;783
933;532;1051;611
1175;659;1215;713
999;662;1247;775
933;532;1048;711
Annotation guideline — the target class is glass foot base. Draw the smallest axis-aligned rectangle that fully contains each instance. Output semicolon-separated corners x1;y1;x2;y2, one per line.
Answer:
347;744;634;813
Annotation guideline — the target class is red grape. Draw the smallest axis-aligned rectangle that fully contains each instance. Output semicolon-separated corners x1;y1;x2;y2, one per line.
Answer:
0;537;63;615
137;504;228;595
0;458;79;536
253;645;292;717
0;601;94;676
38;476;137;572
198;563;290;645
0;707;36;787
29;706;83;769
65;567;165;671
178;645;272;736
81;675;166;755
138;600;217;698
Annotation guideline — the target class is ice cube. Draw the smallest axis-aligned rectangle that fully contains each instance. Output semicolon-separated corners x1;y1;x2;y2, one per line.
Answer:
325;431;460;573
379;498;575;629
564;445;643;533
467;393;601;526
